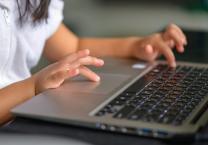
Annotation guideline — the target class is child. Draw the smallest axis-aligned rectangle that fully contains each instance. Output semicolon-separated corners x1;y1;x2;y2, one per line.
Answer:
0;0;187;124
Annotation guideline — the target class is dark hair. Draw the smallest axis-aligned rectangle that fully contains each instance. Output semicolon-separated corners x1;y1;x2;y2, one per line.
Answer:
16;0;51;24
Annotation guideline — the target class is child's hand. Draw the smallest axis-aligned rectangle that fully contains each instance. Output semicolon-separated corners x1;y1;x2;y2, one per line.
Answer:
32;49;104;94
130;24;187;67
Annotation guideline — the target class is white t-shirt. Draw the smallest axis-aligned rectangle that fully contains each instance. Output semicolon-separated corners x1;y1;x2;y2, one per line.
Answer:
0;0;64;88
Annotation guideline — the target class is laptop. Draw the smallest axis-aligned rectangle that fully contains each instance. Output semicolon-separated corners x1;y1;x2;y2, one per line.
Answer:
12;57;208;140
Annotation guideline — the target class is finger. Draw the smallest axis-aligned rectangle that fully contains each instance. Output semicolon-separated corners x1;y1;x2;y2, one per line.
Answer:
166;40;175;48
78;56;104;67
158;42;176;67
164;28;185;53
55;68;80;80
53;55;104;79
169;24;187;45
51;49;91;73
62;49;90;63
68;68;80;78
79;66;101;82
65;56;104;75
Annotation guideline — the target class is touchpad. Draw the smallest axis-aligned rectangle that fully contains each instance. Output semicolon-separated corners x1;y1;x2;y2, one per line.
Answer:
62;73;131;95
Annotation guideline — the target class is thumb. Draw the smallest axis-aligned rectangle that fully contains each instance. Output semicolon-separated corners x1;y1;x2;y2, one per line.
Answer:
144;44;159;62
145;44;154;54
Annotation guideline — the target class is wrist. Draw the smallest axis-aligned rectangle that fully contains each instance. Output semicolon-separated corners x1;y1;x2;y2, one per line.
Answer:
24;75;36;98
122;37;142;58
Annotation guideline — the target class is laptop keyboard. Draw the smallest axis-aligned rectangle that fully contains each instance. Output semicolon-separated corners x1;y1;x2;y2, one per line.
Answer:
95;64;208;126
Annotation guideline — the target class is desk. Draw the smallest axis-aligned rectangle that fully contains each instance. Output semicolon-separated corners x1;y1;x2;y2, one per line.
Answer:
1;117;208;145
1;29;208;145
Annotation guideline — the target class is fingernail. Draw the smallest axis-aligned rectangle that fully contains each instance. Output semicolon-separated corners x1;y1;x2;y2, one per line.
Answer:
98;60;104;65
96;59;104;65
95;76;100;82
171;62;176;68
179;46;184;53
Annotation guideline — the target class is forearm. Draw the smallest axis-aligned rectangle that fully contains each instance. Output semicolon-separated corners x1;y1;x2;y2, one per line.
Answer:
44;23;142;62
78;37;139;58
0;77;35;124
44;24;79;62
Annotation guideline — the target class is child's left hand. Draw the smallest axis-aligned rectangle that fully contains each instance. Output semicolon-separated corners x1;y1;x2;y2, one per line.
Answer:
129;24;187;67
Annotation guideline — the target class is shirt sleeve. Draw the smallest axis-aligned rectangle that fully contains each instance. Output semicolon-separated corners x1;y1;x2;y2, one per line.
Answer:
46;0;64;39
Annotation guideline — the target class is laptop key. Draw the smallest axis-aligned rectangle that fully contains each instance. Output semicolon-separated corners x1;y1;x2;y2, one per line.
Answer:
121;92;136;98
96;110;106;117
160;115;175;124
126;75;157;93
113;105;135;119
128;109;147;120
111;99;126;106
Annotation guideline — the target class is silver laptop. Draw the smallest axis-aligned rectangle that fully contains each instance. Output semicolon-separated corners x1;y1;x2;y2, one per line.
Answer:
12;57;208;140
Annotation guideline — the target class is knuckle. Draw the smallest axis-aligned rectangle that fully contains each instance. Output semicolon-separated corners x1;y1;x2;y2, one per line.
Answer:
152;33;161;40
168;28;176;35
168;23;176;29
50;73;59;81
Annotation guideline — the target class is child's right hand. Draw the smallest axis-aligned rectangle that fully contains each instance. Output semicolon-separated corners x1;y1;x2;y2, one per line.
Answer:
32;49;104;94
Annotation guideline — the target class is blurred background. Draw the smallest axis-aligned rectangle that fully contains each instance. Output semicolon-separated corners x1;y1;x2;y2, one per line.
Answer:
63;0;208;37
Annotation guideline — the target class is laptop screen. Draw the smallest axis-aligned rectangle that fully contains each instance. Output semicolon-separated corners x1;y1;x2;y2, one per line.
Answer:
172;29;208;63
